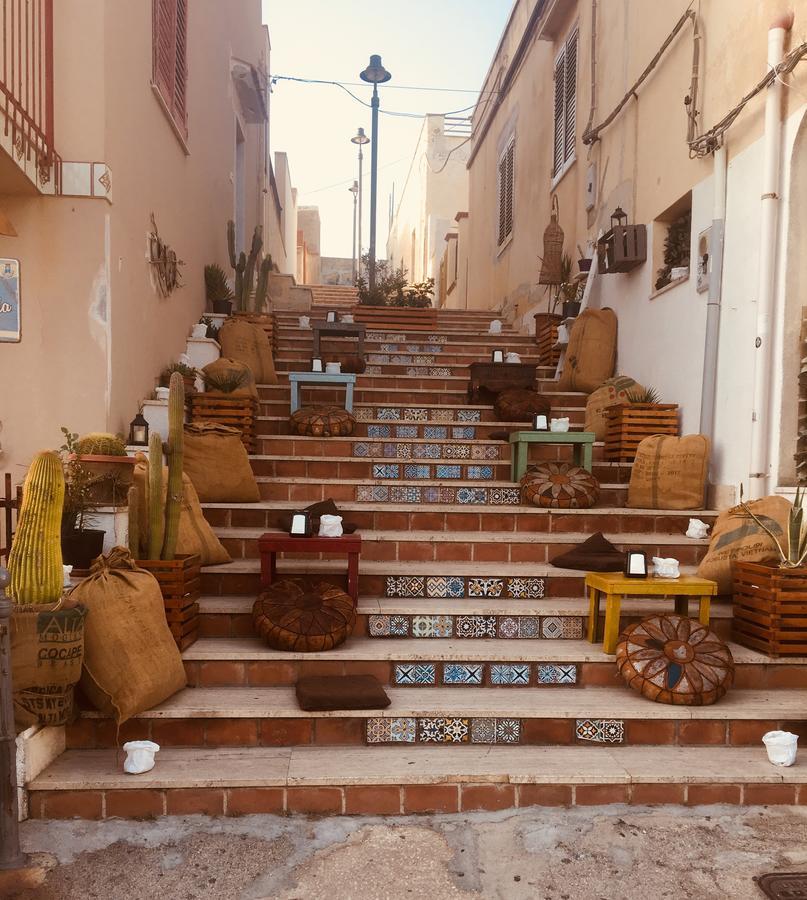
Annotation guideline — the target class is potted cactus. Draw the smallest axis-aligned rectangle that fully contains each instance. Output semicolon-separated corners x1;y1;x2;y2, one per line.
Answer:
204;263;235;315
227;220;272;315
65;430;136;506
58;433;106;568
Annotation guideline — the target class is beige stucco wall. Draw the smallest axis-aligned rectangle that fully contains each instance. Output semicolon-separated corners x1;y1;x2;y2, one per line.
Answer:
0;0;270;477
297;207;321;284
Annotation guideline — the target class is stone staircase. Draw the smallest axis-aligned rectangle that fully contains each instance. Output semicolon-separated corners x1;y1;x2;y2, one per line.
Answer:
302;285;358;308
27;306;807;818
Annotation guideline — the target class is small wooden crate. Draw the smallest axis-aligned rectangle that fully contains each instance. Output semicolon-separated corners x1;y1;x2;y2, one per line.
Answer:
732;562;807;657
603;403;679;461
190;394;258;452
137;554;201;651
537;320;561;367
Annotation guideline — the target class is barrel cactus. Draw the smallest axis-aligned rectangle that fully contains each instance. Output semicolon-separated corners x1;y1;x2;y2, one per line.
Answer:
74;433;127;456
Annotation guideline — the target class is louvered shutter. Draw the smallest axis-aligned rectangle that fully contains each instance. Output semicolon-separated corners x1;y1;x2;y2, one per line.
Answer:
152;0;188;137
173;0;188;127
504;140;514;241
564;29;578;167
552;53;565;175
498;152;508;245
497;138;515;246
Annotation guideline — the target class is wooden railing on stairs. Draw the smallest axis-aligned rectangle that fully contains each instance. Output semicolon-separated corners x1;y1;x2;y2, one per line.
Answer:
0;474;20;564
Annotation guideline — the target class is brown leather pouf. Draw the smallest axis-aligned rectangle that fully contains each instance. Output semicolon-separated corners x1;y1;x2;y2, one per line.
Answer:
289;406;356;437
494;388;551;422
521;462;599;509
253;580;356;652
616;614;734;706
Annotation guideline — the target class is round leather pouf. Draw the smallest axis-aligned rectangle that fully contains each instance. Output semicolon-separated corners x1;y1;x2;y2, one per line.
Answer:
521;462;599;509
616;614;734;706
253;580;356;652
289;406;356;437
494;388;551;423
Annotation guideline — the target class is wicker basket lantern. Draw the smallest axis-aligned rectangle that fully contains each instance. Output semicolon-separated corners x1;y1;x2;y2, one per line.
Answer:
538;195;564;285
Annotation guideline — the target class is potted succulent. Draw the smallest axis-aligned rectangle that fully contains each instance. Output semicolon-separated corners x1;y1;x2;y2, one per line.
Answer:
603;388;679;461
205;263;234;315
558;253;582;318
59;430;105;568
160;361;197;394
66;429;136;505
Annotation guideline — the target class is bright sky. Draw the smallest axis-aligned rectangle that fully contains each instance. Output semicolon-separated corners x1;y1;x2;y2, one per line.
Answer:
262;0;512;261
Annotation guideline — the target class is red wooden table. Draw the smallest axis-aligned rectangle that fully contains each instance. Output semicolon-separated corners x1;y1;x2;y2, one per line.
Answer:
258;532;362;602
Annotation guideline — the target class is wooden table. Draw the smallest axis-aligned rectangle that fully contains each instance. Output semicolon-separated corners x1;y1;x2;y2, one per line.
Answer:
585;572;718;654
509;431;595;481
258;532;362;602
288;372;357;413
467;362;536;402
312;321;366;357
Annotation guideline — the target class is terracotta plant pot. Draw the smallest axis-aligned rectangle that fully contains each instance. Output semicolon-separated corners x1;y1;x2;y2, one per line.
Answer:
73;454;137;505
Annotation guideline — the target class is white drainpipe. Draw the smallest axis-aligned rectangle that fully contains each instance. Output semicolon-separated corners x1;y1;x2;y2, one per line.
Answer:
748;13;793;499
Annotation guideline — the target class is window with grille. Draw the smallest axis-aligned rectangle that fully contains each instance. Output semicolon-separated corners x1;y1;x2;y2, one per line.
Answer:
552;25;578;177
497;136;515;247
152;0;188;138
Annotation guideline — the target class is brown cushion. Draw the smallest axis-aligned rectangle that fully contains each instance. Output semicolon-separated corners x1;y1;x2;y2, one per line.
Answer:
489;430;511;441
335;355;366;374
278;499;358;535
521;462;599;509
253;580;356;652
494;389;551;423
289;406;356;437
295;675;390;711
616;614;734;706
551;532;625;571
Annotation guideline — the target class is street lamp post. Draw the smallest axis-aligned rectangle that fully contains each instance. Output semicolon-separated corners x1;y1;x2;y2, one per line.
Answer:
350;127;369;281
359;55;391;292
349;180;359;283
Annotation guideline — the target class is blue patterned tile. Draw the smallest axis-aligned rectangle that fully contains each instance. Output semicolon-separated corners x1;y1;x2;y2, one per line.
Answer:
423;486;457;503
367;354;390;364
435;464;462;479
414;443;441;459
389;615;409;636
471;718;497;743
353;442;371;458
455;615;497;638
537;664;577;685
366;717;417;743
395;425;418;438
497;617;519;639
457;409;481;422
367;425;392;438
518;616;542;639
452;426;476;440
443;444;470;459
404;464;431;479
386;576;425;597
424;426;448;440
411;615;453;638
379;344;398;352
377;407;401;420
390;485;422;503
467;465;494;480
406;367;429;377
356;485;390;502
490;664;531;685
540;617;564;639
395;663;436;685
423;345;442;354
457;487;489;505
383;443;398;458
443;664;483;685
506;577;545;599
426;576;465;598
373;463;400;479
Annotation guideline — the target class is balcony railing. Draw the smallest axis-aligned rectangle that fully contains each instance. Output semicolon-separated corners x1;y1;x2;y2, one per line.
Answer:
1;0;60;189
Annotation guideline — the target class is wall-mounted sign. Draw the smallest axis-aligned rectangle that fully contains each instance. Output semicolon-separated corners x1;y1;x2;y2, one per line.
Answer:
0;259;20;342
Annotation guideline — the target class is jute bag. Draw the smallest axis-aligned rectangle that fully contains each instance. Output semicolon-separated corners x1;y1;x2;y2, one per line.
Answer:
11;602;87;730
183;423;260;503
558;309;618;393
201;358;258;398
585;376;642;440
219;318;278;385
71;548;186;724
697;495;792;593
627;435;710;510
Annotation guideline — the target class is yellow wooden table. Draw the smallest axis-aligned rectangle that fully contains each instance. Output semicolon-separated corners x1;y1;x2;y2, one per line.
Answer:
585;572;718;654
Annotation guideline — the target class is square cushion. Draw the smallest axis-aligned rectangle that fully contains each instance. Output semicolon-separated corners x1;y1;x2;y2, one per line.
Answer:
278;498;357;534
295;675;390;711
551;532;625;571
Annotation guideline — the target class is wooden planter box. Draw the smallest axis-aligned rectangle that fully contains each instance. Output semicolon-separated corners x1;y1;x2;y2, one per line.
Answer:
137;554;201;651
603;403;679;461
534;314;562;367
732;562;807;657
189;394;258;452
597;224;647;273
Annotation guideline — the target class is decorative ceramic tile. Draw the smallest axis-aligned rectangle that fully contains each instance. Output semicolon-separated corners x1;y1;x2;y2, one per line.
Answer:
424;426;448;440
356;485;390;502
404;464;431;479
429;368;452;377
457;409;482;422
354;407;373;421
386;576;425;598
423;345;442;354
490;487;521;505
452;426;476;440
457;487;488;504
471;718;497;744
443;663;484;685
353;442;371;458
467;578;502;598
406;345;421;353
390;615;409;636
373;463;400;479
379;343;398;352
396;443;413;459
403;408;429;421
390;485;422;503
414;443;441;459
411;615;453;638
443;444;471;459
518;616;542;639
368;354;390;364
490;664;531;685
395;425;418;439
471;445;500;460
576;719;625;744
435;464;462;479
413;355;436;365
391;355;410;365
455;615;497;638
443;718;471;743
430;409;454;422
496;719;521;744
468;465;494;480
427;334;448;343
426;576;465;598
497;617;519;639
365;365;382;375
368;615;390;636
507;577;545;599
424;486;457;503
562;617;584;639
541;616;564;640
382;443;397;458
406;367;429;377
367;425;392;438
366;717;416;743
418;718;446;743
395;663;435;685
377;407;401;420
537;664;577;685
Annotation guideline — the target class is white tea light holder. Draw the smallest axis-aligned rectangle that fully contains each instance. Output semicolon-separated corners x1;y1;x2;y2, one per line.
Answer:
123;740;160;775
625;550;648;578
154;386;170;401
191;323;208;339
489;319;502;335
653;557;681;579
491;349;504;363
299;315;311;329
550;417;570;433
319;514;343;537
763;731;798;767
326;310;337;323
325;361;341;374
686;518;710;539
311;357;323;373
289;510;312;537
340;313;354;323
533;414;548;431
506;351;522;364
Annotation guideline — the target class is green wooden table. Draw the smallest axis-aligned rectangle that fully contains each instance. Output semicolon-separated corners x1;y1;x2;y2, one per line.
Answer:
508;431;596;481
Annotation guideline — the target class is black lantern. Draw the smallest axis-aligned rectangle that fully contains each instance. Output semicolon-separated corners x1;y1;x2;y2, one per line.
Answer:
128;412;149;446
611;206;628;230
533;414;548;431
491;349;504;363
624;550;648;579
289;509;313;537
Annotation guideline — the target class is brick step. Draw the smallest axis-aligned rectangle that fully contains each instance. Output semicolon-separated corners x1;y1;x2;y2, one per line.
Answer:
277;333;539;350
278;322;532;336
62;687;806;752
276;350;544;367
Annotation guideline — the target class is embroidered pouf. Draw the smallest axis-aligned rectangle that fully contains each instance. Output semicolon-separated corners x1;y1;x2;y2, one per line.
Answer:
616;614;734;706
494;388;551;423
289;406;356;437
521;462;599;509
253;580;356;652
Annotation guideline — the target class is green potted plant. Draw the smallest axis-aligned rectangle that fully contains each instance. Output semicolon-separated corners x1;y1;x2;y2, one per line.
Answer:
59;429;106;568
160;361;197;394
603;388;680;461
68;430;136;506
205;263;234;315
558;253;581;318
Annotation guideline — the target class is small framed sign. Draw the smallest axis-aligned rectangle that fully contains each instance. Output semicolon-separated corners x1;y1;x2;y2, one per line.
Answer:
491;349;504;363
0;258;21;343
289;510;312;537
326;310;337;323
624;550;648;579
533;414;548;431
311;357;323;373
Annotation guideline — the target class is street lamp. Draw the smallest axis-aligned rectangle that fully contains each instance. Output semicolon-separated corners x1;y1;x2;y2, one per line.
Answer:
359;54;391;291
350;127;370;281
349;180;359;283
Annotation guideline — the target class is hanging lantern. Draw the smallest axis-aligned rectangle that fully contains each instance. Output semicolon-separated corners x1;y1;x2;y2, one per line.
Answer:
538;195;564;285
611;206;628;230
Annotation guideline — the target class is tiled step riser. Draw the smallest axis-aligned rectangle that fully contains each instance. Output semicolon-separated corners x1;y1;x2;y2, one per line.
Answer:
261;437;507;460
258;406;585;427
276;354;544;370
273;375;471;392
277;331;536;345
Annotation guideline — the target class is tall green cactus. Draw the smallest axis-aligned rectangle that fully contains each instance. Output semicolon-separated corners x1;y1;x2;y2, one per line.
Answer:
226;220;264;311
146;432;164;560
227;220;237;269
127;485;140;558
254;256;272;313
161;371;184;560
8;451;65;604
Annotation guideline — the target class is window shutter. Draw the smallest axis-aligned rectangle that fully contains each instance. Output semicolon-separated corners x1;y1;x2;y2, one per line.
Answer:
497;138;515;246
498;153;508;245
173;0;188;126
505;140;514;241
152;0;188;137
552;53;565;175
564;29;578;167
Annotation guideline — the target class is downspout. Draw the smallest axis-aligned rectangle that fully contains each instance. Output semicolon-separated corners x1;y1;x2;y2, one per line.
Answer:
748;12;793;499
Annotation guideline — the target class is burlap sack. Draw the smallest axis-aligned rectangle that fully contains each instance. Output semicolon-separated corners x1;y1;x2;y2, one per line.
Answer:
132;459;231;565
585;376;642;440
219;318;278;385
697;495;792;593
201;357;258;398
183;423;260;503
558;309;618;393
71;549;186;723
11;603;86;731
627;434;710;510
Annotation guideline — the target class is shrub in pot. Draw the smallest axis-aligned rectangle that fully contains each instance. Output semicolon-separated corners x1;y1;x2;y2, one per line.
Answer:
70;431;136;505
59;429;106;569
204;262;234;315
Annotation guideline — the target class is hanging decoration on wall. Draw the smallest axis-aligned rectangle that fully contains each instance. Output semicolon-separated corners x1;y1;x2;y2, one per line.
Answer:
0;259;21;343
538;195;564;285
148;213;184;297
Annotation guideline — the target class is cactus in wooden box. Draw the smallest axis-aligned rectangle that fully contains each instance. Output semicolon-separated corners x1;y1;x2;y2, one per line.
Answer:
8;451;65;604
127;485;140;558
227;220;264;312
146;432;164;560
161;371;184;560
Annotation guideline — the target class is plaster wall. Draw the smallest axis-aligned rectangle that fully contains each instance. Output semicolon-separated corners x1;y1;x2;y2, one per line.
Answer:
297;207;321;284
274;152;298;275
